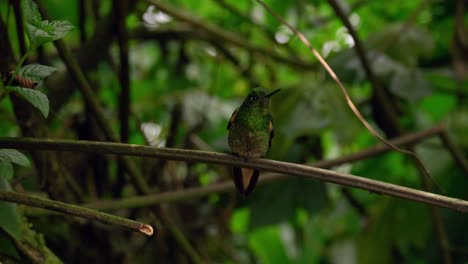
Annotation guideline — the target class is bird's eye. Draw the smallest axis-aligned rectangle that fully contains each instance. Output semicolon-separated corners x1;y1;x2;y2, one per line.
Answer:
250;95;258;101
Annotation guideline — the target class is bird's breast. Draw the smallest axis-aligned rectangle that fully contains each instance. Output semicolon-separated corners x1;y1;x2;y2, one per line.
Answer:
228;124;270;158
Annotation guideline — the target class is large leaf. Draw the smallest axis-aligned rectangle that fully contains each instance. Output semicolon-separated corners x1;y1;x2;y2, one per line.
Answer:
249;225;292;264
22;0;74;47
249;179;328;229
0;158;13;181
0;233;20;259
389;69;433;103
22;0;42;27
367;23;435;66
0;149;30;167
0;178;22;239
7;86;49;118
41;20;75;41
19;64;57;83
26;20;74;47
358;197;431;264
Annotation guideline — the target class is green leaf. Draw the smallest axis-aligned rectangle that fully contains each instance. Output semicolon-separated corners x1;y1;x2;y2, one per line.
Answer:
249;226;292;264
26;20;74;47
389;69;433;103
45;20;74;41
25;23;50;46
22;0;42;27
0;149;30;167
22;0;74;47
0;158;13;181
7;86;49;118
0;233;20;259
18;64;57;83
358;198;430;264
249;179;328;229
0;178;22;239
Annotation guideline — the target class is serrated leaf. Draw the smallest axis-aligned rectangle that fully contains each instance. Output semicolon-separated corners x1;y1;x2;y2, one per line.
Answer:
21;0;42;27
27;20;74;47
0;159;13;181
0;150;30;167
26;23;52;46
7;86;49;118
0;178;22;239
19;64;57;83
46;20;74;41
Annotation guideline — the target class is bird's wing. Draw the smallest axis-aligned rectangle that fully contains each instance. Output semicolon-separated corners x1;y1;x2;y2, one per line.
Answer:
268;119;274;149
227;108;239;130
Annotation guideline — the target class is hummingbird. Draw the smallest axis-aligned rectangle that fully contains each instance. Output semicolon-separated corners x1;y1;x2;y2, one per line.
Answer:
227;88;280;195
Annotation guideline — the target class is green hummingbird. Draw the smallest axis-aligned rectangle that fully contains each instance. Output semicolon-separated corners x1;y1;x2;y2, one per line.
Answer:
227;88;280;195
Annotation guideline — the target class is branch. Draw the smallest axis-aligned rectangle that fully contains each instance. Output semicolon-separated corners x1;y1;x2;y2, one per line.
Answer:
440;130;468;175
12;0;27;56
34;4;200;258
144;0;316;69
114;0;130;144
66;125;446;211
130;26;260;86
0;136;467;212
35;0;149;194
0;191;154;236
212;0;297;56
324;2;452;262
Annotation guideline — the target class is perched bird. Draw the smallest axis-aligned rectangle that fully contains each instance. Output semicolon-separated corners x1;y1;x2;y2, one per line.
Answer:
227;88;280;195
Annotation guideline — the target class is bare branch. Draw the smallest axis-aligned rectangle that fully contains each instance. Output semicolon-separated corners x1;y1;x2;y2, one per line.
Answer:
144;0;315;69
0;136;467;212
67;125;443;211
35;0;149;194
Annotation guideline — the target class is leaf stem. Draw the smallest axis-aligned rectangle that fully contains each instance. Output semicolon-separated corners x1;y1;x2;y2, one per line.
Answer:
6;47;33;87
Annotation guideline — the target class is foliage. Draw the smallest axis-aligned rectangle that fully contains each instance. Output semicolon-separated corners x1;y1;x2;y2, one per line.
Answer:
0;0;466;263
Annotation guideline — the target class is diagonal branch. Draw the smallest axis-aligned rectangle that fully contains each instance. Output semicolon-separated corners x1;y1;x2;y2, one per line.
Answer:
35;0;149;194
0;136;467;212
324;1;452;262
0;191;154;236
144;0;315;69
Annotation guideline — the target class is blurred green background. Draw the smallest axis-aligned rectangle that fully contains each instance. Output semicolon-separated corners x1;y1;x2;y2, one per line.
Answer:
0;0;467;263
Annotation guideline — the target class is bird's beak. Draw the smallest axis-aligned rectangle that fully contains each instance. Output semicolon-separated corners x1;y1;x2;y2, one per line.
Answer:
264;89;281;98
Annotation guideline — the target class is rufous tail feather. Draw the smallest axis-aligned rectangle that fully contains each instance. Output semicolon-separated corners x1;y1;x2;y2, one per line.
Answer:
233;167;259;196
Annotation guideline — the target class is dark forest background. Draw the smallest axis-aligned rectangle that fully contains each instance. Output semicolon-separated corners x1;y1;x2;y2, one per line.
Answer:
0;0;467;263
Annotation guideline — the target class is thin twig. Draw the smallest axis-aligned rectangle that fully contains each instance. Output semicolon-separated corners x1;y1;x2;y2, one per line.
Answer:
255;0;437;192
0;191;154;236
144;0;316;69
129;26;260;86
78;0;87;42
12;0;26;56
325;0;440;188
213;0;297;55
439;130;468;175
35;0;149;194
323;2;451;262
34;1;202;259
114;0;131;204
377;0;429;54
114;0;130;144
0;136;467;212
